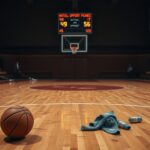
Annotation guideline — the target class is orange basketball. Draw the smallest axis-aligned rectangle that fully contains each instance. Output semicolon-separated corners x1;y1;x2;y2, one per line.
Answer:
0;106;34;138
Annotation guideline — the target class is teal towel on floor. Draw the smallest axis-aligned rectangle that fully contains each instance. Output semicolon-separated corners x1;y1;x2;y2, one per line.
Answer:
81;111;120;135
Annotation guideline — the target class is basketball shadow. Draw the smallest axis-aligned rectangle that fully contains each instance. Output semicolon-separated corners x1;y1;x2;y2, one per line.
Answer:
4;134;42;145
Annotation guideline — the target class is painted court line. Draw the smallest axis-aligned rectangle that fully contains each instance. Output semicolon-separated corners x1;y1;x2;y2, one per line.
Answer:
0;103;150;108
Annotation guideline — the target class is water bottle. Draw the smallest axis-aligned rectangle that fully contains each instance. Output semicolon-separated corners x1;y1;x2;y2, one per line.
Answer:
118;120;131;130
128;116;142;123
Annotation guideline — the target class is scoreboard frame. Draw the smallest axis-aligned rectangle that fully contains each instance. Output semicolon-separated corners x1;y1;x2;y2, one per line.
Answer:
58;12;92;34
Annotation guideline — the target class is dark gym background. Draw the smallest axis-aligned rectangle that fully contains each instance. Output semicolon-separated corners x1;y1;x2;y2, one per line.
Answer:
0;0;150;79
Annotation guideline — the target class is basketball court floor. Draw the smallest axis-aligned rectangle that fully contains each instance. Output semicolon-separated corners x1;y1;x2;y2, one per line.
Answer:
0;79;149;150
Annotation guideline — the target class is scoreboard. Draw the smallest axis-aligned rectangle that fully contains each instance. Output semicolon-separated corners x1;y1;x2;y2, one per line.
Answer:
58;13;92;34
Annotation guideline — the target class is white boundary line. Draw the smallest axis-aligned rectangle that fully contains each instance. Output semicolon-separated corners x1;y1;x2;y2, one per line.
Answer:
0;103;149;108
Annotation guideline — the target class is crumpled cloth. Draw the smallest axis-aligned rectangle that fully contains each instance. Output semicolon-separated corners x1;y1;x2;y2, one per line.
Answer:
81;111;130;135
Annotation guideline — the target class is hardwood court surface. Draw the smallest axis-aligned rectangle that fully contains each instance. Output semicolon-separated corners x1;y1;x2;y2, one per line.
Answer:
0;79;149;150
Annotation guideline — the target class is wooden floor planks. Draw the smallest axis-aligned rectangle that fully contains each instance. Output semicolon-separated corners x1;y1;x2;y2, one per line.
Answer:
0;79;149;150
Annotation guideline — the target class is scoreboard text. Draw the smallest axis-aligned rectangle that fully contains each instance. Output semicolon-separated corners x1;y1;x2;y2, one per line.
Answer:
58;13;92;34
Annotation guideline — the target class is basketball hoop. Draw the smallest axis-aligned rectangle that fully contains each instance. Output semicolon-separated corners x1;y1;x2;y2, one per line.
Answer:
70;43;79;54
61;35;88;53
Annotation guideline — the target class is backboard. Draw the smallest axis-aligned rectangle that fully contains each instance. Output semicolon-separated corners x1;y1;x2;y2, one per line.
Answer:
61;34;88;53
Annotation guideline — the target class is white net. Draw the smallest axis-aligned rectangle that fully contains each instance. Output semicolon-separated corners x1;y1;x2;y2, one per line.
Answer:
70;43;79;54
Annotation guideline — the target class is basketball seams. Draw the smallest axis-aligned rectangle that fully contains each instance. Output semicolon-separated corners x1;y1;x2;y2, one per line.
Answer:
23;113;29;135
1;106;34;138
4;112;33;137
28;112;34;122
1;110;31;123
25;112;34;134
20;110;33;136
7;113;26;137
